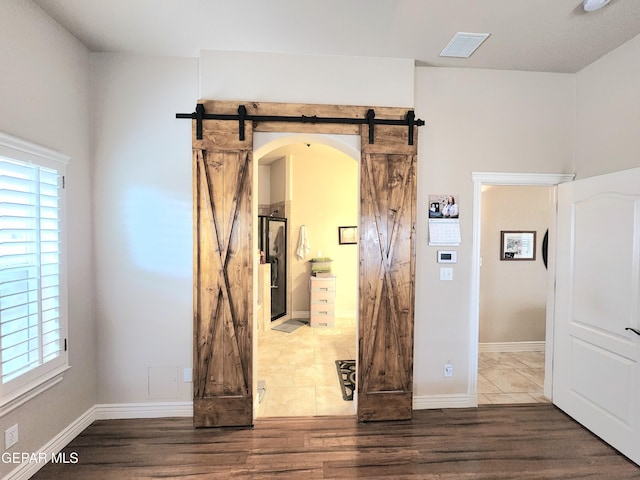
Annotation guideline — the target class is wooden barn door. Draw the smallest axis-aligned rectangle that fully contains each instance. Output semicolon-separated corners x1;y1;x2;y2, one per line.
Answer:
191;101;418;426
192;119;253;427
358;126;417;422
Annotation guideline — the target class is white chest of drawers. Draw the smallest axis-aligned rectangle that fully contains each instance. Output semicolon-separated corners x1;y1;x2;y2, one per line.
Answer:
309;276;336;327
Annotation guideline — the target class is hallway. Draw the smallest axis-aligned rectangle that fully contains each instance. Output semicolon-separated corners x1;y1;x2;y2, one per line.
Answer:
257;316;356;417
478;351;550;404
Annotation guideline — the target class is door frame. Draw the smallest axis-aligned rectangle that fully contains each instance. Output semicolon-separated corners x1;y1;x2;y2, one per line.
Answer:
469;172;575;404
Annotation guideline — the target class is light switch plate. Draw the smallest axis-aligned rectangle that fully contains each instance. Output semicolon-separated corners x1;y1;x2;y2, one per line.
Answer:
440;267;453;281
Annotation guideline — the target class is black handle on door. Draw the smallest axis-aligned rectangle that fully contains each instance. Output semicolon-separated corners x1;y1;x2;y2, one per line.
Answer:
625;327;640;336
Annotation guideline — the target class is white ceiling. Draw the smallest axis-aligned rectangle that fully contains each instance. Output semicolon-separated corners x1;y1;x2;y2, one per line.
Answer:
33;0;640;73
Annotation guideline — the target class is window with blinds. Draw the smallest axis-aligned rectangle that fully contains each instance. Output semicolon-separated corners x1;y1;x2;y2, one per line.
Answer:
0;132;68;405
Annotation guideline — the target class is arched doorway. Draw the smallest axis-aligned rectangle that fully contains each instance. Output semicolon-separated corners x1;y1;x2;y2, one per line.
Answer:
253;134;360;417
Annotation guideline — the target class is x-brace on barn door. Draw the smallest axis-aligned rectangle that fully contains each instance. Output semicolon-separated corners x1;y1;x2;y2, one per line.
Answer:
190;101;419;426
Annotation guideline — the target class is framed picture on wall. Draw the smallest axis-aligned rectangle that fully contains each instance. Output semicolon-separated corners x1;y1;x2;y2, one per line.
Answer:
500;230;536;261
338;226;358;245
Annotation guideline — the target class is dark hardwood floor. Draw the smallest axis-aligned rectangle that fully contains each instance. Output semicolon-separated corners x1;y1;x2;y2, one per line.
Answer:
32;404;640;479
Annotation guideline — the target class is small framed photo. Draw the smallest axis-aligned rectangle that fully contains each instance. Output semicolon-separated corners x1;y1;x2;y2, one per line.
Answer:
500;230;536;261
338;226;358;245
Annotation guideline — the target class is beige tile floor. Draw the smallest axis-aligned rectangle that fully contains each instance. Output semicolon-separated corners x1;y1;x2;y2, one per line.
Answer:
256;316;357;417
478;351;550;404
257;323;548;415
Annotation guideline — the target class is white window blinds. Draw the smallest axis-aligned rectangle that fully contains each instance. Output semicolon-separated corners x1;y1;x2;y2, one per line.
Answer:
0;158;63;384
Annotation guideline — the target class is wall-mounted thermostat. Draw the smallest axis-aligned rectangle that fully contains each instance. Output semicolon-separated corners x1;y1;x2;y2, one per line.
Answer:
437;250;457;263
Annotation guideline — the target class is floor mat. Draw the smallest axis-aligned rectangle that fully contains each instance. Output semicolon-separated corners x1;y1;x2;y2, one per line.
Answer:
335;359;356;401
271;319;307;333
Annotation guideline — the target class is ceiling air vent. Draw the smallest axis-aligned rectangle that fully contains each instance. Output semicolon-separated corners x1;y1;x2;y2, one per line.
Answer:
439;32;491;58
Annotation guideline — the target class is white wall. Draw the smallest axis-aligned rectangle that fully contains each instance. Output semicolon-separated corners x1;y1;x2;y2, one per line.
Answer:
91;50;408;408
199;50;415;107
414;67;575;399
83;33;640;419
3;3;640;472
91;54;198;403
575;33;640;178
90;50;578;409
0;0;94;475
198;54;577;403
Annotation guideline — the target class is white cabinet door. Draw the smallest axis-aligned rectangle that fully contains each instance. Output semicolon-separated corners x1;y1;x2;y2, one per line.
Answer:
553;167;640;465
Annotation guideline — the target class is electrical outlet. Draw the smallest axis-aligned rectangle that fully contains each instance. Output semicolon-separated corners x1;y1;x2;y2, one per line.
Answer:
444;363;453;378
5;424;18;449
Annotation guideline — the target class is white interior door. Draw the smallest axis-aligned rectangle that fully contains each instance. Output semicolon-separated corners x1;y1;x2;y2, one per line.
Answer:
553;167;640;465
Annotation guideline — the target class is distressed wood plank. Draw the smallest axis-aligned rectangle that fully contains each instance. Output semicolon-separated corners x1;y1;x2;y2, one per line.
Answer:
193;117;253;427
198;100;414;119
196;100;417;138
358;124;417;422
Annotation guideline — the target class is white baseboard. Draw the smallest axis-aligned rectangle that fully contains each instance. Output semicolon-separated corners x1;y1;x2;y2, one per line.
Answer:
5;406;97;480
94;401;193;420
413;394;475;410
479;341;545;353
5;402;194;480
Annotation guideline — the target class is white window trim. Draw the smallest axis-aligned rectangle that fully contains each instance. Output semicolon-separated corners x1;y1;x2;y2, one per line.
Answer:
0;131;70;413
0;365;70;417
